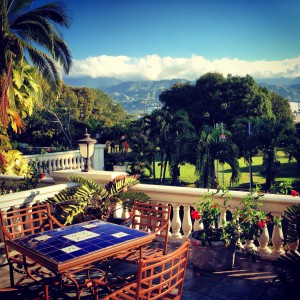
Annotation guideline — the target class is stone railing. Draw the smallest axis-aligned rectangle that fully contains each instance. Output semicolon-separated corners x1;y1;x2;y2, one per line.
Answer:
131;184;300;261
1;170;299;261
23;144;105;175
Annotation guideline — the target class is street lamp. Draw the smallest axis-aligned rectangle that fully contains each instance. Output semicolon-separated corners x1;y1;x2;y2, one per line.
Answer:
78;129;97;172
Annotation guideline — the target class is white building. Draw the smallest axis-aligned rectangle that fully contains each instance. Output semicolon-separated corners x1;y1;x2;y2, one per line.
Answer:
290;101;300;114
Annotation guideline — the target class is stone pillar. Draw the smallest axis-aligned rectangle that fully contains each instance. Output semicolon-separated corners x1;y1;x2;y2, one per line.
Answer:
91;144;106;171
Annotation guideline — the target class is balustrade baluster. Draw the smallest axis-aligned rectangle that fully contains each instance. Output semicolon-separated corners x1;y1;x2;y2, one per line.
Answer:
182;204;192;238
271;213;284;256
257;225;271;255
52;159;57;171
171;204;181;238
61;158;65;170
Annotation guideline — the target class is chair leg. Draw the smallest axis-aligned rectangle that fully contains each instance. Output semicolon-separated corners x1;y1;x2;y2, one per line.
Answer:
44;284;50;300
9;263;15;287
93;285;99;300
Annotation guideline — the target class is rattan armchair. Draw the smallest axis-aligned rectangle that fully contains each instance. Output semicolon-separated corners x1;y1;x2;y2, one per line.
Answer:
88;240;190;300
0;203;64;287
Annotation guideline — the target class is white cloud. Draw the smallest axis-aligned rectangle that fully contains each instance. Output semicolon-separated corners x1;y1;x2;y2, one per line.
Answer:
67;54;300;81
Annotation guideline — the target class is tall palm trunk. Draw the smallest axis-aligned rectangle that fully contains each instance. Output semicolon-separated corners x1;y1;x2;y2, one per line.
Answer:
264;148;276;191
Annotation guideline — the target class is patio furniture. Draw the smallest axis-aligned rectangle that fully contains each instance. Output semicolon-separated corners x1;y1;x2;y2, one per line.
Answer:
0;203;64;287
104;201;171;284
114;201;171;261
88;239;190;300
5;219;156;299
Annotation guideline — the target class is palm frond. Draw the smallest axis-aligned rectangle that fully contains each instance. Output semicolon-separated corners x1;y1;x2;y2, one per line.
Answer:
283;204;300;244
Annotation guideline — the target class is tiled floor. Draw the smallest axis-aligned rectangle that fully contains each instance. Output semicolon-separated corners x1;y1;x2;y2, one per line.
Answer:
0;243;285;299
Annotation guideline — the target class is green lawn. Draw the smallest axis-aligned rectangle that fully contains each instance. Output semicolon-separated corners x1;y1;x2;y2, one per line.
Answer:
146;151;300;191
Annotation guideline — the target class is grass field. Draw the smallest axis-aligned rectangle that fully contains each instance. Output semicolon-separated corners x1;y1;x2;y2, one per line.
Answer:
146;151;300;191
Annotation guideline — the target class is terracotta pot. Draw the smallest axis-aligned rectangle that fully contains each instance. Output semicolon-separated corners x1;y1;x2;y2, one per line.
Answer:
189;231;236;272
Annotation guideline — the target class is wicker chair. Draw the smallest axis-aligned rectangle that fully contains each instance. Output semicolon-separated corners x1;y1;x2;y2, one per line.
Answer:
88;240;190;300
0;203;64;287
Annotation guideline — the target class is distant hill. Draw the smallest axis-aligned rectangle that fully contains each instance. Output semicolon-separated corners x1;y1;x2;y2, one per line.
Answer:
256;78;300;102
63;76;122;88
102;79;189;114
63;75;300;114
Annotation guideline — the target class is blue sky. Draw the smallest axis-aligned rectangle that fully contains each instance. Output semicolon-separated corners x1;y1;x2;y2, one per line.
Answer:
35;0;300;81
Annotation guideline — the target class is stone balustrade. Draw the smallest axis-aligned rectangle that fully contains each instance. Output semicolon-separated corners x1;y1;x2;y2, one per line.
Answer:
130;183;300;261
23;144;106;175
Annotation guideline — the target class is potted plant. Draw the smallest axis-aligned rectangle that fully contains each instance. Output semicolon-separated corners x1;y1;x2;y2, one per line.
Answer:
46;174;150;225
189;188;240;272
189;186;269;272
236;190;271;251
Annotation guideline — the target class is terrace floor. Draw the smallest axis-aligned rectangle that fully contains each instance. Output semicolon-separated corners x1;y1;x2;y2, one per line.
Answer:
0;242;285;300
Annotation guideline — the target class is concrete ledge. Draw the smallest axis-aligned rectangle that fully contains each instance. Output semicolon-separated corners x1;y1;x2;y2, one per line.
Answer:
51;169;128;186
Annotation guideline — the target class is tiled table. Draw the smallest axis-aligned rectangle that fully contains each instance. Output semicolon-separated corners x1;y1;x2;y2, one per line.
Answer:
6;219;155;273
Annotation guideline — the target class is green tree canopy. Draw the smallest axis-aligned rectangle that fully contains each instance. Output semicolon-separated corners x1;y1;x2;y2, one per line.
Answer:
0;0;72;130
159;73;276;133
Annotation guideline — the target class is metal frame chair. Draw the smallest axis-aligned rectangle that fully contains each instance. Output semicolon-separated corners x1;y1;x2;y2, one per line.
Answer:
0;202;64;287
89;240;190;300
114;201;171;261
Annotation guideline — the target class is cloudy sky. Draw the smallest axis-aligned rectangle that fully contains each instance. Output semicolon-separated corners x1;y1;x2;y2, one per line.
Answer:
37;0;300;81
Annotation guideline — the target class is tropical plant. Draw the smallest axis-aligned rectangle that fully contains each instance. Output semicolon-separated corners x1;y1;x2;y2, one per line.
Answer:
272;203;300;297
0;149;28;175
191;188;239;246
0;157;44;194
0;0;72;129
248;117;295;191
195;125;240;188
191;186;273;247
46;174;150;225
235;190;270;242
269;180;294;195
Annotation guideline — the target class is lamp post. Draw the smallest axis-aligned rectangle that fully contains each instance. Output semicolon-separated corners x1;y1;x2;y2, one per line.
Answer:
78;129;97;172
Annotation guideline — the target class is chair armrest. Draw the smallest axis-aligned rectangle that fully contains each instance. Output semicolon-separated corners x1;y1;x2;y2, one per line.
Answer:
120;217;133;227
1;226;14;240
48;213;64;228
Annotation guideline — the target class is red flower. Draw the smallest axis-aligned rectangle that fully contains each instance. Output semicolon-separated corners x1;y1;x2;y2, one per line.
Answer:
46;147;51;152
40;173;45;179
191;210;201;220
212;204;218;209
258;220;266;229
291;190;299;197
193;240;199;246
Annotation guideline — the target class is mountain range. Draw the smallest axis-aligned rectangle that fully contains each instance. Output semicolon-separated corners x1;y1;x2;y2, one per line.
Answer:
64;76;300;115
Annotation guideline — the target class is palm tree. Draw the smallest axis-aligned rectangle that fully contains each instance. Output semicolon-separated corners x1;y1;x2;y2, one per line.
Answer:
0;0;72;130
196;125;240;189
249;117;294;191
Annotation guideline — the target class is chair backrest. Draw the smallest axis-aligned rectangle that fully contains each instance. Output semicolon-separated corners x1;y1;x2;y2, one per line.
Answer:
135;240;190;300
0;203;63;259
131;201;171;252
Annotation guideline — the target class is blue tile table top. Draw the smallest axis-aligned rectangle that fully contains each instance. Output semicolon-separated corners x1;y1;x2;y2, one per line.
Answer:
12;220;149;265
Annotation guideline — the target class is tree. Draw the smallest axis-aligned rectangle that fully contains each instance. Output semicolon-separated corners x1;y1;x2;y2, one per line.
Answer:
269;91;294;121
168;110;197;185
195;125;240;188
160;73;275;133
249;117;295;191
0;0;72;130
